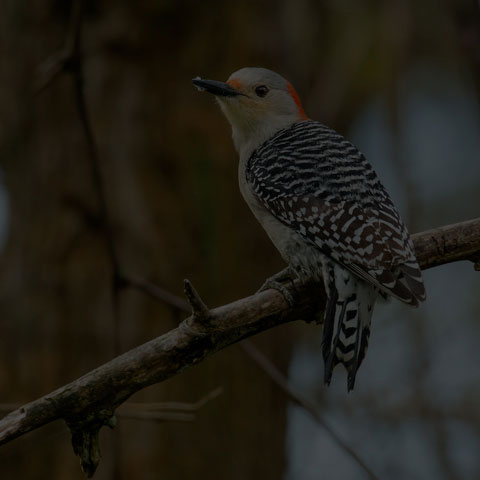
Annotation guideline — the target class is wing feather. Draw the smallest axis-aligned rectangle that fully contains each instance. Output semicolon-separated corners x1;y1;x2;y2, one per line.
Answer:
246;121;426;304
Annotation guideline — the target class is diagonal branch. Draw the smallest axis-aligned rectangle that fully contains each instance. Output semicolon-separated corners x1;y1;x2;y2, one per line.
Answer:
0;218;479;468
123;269;378;477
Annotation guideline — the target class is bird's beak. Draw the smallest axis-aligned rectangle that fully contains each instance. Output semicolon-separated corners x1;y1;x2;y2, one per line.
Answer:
192;77;243;97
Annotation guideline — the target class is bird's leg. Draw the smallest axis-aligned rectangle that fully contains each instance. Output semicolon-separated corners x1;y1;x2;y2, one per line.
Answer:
257;266;297;306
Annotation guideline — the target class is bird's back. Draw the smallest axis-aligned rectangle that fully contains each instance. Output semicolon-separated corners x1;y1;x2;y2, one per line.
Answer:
246;120;426;305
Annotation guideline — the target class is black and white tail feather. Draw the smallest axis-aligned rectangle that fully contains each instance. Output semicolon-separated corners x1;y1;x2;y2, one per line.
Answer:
322;262;377;391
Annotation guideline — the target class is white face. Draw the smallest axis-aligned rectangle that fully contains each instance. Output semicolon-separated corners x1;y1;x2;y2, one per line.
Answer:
193;67;308;154
216;67;307;137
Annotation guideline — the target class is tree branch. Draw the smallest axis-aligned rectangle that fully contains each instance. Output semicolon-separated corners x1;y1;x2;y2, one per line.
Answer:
124;269;378;478
0;218;479;471
412;218;480;270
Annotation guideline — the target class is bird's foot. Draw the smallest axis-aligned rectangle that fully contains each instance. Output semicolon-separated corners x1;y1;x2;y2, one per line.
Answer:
257;267;297;307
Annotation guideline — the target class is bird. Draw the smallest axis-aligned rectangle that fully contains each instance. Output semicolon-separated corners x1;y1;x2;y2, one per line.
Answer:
192;67;426;390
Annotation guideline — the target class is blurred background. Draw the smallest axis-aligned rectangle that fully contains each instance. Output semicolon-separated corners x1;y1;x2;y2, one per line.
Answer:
1;0;480;478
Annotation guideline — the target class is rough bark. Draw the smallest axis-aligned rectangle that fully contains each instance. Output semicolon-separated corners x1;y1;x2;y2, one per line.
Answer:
0;217;479;475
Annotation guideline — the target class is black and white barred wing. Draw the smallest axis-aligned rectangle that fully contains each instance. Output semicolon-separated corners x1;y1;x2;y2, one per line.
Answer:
247;121;426;305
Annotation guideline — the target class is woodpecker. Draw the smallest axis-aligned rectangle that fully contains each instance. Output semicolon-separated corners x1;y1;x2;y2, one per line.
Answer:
193;67;426;390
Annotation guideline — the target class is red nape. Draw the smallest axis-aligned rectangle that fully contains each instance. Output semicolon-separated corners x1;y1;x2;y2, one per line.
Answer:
287;81;309;119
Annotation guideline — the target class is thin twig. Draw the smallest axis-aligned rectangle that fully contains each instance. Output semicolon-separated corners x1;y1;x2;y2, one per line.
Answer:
122;274;190;313
36;0;123;353
240;340;379;480
122;387;223;412
35;2;126;475
68;2;122;284
183;278;211;323
32;0;82;94
0;387;223;418
117;387;223;423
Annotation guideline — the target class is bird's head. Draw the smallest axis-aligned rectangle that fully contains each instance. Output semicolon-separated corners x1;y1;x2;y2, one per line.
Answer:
193;67;308;154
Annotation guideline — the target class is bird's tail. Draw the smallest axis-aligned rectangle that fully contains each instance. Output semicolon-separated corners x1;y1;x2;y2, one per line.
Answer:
322;263;377;391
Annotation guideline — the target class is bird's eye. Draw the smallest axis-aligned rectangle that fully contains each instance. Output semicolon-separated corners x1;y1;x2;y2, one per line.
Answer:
255;85;269;97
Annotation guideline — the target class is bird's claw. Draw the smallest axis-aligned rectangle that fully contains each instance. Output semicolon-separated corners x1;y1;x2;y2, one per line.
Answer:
257;269;297;307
